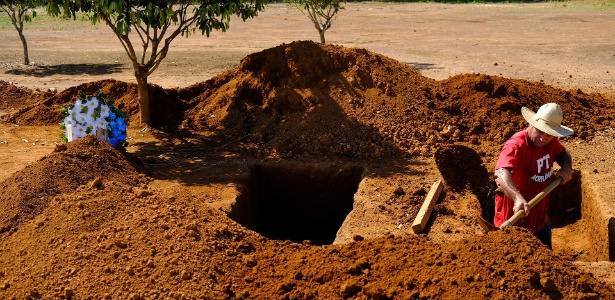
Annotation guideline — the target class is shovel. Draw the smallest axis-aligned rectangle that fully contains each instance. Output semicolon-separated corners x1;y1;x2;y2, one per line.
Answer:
477;176;563;232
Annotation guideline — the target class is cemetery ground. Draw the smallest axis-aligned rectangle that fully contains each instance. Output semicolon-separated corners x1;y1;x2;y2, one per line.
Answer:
1;1;615;298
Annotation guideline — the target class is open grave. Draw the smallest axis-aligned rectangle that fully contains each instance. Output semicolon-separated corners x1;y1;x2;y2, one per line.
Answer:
228;162;364;245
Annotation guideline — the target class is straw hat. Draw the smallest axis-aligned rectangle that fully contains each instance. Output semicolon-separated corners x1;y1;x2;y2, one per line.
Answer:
521;103;574;137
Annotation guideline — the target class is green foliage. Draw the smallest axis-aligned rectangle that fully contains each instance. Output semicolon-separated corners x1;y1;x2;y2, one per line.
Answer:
0;0;43;25
47;0;267;37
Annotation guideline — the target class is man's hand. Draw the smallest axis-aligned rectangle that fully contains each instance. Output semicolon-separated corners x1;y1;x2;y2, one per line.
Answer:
495;167;530;217
512;195;529;216
555;166;573;184
556;149;573;184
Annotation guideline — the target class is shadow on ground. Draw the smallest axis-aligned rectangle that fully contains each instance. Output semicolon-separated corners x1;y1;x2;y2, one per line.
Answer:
126;127;428;188
5;63;126;77
405;61;441;71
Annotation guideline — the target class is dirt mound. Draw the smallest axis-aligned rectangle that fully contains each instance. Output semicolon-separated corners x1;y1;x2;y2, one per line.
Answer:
4;41;615;159
439;74;615;142
0;80;53;111
435;144;492;193
0;79;139;126
0;135;146;237
179;41;615;158
435;144;496;221
0;79;184;127
180;41;442;158
1;187;613;300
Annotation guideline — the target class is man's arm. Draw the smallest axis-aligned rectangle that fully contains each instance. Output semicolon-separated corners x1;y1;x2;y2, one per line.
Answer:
494;167;529;216
555;149;573;183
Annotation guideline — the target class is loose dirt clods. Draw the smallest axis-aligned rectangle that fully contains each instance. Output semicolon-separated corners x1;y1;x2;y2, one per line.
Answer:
1;40;615;298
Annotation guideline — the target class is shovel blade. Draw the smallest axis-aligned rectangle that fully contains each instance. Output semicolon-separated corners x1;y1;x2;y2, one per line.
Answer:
476;215;499;232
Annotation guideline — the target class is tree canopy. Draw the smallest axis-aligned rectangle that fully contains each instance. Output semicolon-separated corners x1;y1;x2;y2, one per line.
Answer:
47;0;267;125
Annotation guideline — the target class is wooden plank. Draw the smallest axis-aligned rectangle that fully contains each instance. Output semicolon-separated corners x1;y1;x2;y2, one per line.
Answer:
411;180;443;233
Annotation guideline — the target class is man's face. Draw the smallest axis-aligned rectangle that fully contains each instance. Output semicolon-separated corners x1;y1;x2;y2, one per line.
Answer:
528;125;554;147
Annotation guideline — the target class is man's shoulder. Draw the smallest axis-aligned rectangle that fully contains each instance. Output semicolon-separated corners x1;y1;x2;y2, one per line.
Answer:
504;130;529;147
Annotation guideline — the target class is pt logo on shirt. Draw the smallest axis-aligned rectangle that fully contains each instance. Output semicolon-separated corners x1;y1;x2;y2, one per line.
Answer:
531;154;552;183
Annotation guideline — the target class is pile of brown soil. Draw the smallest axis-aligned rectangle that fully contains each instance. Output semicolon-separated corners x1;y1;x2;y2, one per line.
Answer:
179;41;615;158
1;193;612;300
0;136;146;236
4;41;615;160
0;80;53;112
1;41;615;298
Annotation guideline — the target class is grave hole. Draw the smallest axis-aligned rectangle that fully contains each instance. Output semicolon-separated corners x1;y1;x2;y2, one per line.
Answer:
552;172;615;262
227;163;364;246
549;171;582;228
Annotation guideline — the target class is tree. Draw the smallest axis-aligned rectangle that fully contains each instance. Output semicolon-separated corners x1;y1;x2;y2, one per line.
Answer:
289;0;343;44
1;0;44;65
47;0;267;125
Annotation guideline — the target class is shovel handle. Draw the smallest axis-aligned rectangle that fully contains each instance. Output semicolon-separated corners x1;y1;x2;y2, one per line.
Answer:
500;176;563;229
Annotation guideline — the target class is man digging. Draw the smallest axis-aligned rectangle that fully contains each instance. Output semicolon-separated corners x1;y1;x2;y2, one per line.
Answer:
493;103;574;249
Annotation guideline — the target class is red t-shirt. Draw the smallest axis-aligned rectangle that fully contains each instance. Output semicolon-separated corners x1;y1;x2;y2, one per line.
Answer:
493;128;566;232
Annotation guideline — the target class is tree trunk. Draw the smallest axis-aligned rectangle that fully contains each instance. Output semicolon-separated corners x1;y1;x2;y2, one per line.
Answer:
18;28;30;65
11;16;30;65
319;30;326;44
136;75;151;125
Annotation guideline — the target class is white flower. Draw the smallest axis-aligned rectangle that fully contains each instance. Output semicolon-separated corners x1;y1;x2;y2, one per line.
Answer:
96;119;108;130
74;99;85;107
69;109;78;120
87;97;100;110
64;116;73;126
99;104;110;120
73;100;86;114
72;123;87;139
74;112;95;127
89;110;100;122
86;98;101;122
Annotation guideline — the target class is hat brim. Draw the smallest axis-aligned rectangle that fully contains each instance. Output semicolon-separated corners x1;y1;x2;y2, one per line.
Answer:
521;107;574;138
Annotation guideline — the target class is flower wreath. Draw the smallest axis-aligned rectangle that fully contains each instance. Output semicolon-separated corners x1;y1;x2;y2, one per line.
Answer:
60;91;129;148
